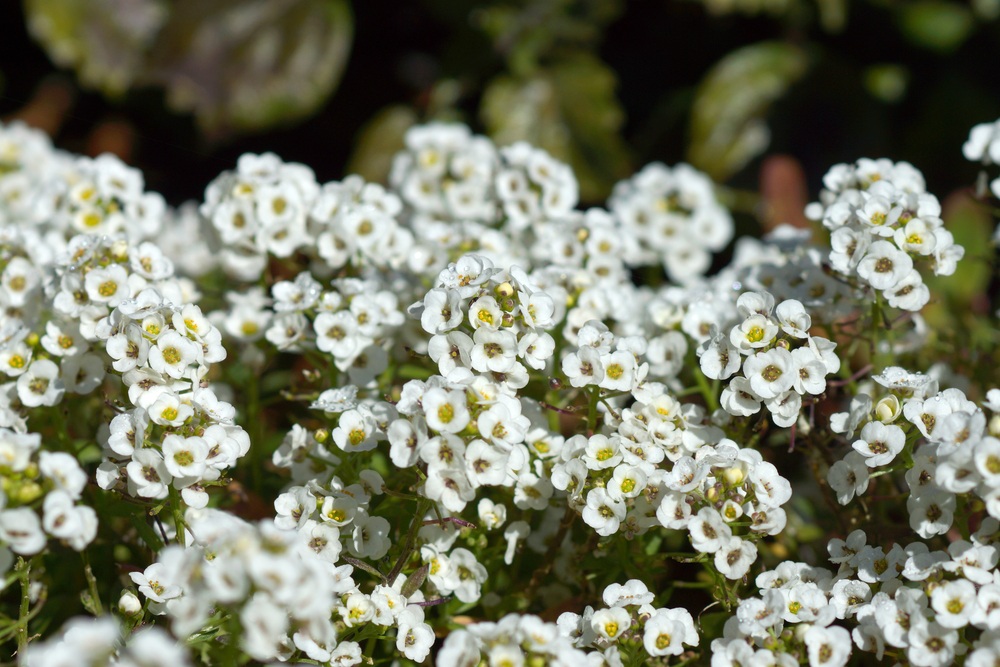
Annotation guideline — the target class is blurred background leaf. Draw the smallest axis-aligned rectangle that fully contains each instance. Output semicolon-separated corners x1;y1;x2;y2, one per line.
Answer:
897;0;974;52
687;41;808;182
21;0;353;138
24;0;167;96
4;0;1000;212
146;0;353;138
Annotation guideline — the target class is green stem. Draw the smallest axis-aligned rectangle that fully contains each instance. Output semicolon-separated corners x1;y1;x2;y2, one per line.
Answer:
81;550;103;615
694;369;720;412
587;385;600;436
16;557;30;654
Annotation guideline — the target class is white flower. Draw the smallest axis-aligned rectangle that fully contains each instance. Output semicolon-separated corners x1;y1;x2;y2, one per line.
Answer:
698;334;741;381
562;346;605;388
418;288;464;334
714;536;757;579
828;451;870;504
582;487;626;537
603;579;654;608
423;388;471;434
126;449;172;499
147;331;199;379
688;507;731;553
852;421;905;468
931;578;977;629
590;606;631;641
599;350;637;392
396;606;434;662
16;359;64;407
469;327;517;373
448;548;488;603
857;240;913;290
730;313;778;353
162;434;208;480
804;625;851;667
0;508;46;555
742;348;795;400
907;619;958;667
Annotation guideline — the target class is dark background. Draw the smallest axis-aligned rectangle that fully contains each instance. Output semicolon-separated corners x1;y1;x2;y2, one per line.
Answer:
2;0;999;207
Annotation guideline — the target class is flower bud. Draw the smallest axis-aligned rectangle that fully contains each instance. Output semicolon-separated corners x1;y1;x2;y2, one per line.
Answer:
495;281;515;298
314;428;329;444
990;414;1000;438
875;395;901;423
721;466;744;487
119;591;142;616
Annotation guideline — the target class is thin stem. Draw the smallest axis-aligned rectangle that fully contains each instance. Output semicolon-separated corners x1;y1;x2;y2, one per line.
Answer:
82;550;104;615
16;557;31;654
694;369;720;412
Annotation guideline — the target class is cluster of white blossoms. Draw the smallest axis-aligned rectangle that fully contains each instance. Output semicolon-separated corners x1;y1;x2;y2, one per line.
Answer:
200;152;320;280
439;579;698;665
23;616;191;667
0;122;164;247
36;234;249;505
238;270;406;383
964;117;1000;201
714;518;1000;667
699;290;840;427
1;112;996;665
827;367;1000;538
128;507;436;665
0;428;96;561
805;157;964;311
609;162;734;282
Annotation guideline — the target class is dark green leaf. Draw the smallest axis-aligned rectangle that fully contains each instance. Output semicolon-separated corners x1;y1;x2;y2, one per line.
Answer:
145;0;353;136
898;1;974;53
687;41;808;182
24;0;167;96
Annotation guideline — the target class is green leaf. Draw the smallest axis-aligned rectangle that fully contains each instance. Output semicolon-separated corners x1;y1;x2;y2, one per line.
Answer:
345;105;418;184
898;1;974;53
925;193;993;307
145;0;353;136
687;41;808;182
24;0;168;96
480;52;631;202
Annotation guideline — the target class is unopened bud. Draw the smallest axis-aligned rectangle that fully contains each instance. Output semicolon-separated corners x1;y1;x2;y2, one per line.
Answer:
119;591;142;616
875;395;901;423
314;428;329;444
721;467;744;487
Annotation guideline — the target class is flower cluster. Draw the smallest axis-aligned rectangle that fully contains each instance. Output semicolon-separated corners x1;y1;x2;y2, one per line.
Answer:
23;616;191;667
700;290;840;427
36;235;249;505
806;158;964;310
609;162;734;282
440;579;698;665
127;507;433;664
0;428;96;560
2;111;998;667
827;367;1000;539
714;520;1000;667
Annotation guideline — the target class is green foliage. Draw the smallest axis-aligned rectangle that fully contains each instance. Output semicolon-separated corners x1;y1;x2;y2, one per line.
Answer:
22;0;353;136
897;0;975;52
687;41;808;182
